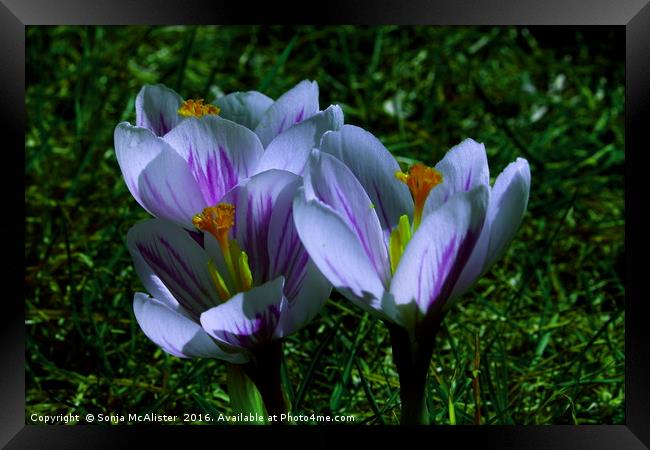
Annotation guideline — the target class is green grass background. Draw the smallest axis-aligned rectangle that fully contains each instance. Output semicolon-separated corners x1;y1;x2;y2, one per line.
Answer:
25;25;625;425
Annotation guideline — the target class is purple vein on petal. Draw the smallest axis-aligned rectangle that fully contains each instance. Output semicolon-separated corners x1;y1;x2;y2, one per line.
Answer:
464;167;473;192
218;145;237;191
212;304;281;349
294;106;305;124
371;179;392;242
283;250;309;300
142;172;187;220
333;185;385;282
158;112;170;136
277;116;287;137
243;194;273;283
136;240;210;319
269;209;308;301
324;256;358;293
422;228;480;312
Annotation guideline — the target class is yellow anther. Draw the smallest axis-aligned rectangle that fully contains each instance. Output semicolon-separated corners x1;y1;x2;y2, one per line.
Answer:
178;99;220;118
395;163;443;229
193;203;236;248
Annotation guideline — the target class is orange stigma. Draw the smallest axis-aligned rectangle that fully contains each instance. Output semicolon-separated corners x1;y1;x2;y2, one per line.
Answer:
395;163;443;228
178;99;220;118
192;203;235;249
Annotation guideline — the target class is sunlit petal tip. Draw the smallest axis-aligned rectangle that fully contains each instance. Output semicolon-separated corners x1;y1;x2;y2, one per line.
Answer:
256;104;344;175
135;84;184;136
254;80;320;147
424;137;490;215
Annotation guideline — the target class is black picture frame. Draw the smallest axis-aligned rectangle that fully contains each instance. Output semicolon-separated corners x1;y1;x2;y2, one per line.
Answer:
8;0;649;448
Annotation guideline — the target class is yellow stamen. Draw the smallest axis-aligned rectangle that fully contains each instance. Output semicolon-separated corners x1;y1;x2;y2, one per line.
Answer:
395;163;443;229
208;259;232;301
388;214;412;275
178;99;220;118
193;203;238;289
237;250;253;292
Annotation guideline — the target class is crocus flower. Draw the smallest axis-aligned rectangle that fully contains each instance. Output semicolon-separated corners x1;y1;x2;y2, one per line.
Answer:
115;80;343;229
127;169;330;362
292;124;530;423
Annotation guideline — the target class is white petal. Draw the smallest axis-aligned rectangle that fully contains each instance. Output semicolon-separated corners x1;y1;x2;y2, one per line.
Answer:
256;105;344;175
424;138;490;215
293;188;390;320
254;80;319;147
135;84;184;136
214;91;273;130
319;124;413;238
390;186;489;328
200;277;287;351
482;158;531;271
134;293;246;362
127;219;220;319
163;116;263;205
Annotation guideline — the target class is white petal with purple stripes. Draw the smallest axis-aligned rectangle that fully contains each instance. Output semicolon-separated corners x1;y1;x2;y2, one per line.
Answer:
137;147;206;229
482;157;531;272
200;277;287;352
114;122;177;217
127;219;221;321
254;80;319;147
256;104;344;175
135;84;183;136
134;293;246;362
304;150;391;287
319;124;413;240
221;169;301;286
163;116;264;206
390;186;488;328
293;188;391;320
213;91;274;130
424;138;490;216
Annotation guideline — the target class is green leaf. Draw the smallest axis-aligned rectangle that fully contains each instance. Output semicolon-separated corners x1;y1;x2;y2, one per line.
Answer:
226;363;268;424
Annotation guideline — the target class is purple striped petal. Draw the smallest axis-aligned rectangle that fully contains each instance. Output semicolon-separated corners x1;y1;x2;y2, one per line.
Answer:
448;159;530;302
254;80;319;147
424;138;490;216
134;293;247;362
266;179;332;334
304;150;391;287
200;277;286;351
221;170;301;285
256;105;344;175
275;261;331;337
213;91;274;130
319;124;413;240
137;146;206;229
127;219;221;321
293;187;391;320
482;157;531;272
115;122;173;215
135;84;183;136
267;177;322;301
390;186;489;327
163;116;264;206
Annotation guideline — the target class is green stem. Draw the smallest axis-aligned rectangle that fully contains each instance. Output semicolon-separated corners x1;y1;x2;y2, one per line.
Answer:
387;321;441;425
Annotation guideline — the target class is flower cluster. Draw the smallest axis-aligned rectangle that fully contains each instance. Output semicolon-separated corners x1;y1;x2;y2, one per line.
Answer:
116;80;338;362
115;79;530;422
